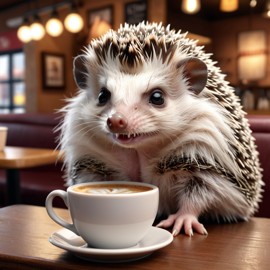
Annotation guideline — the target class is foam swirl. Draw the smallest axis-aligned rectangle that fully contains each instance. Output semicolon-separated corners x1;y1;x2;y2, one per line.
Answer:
86;188;138;194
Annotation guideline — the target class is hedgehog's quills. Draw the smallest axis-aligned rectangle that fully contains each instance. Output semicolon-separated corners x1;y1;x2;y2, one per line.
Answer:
58;22;263;237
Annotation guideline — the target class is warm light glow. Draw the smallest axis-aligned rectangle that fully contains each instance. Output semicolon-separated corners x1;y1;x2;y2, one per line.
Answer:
238;31;267;82
64;12;84;33
181;0;201;14
238;31;266;53
238;55;266;81
220;0;239;12
263;0;270;18
17;25;32;43
46;18;63;37
30;22;45;40
250;0;257;8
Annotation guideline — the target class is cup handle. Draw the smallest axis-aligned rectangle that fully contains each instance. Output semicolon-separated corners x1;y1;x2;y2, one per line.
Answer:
45;190;78;235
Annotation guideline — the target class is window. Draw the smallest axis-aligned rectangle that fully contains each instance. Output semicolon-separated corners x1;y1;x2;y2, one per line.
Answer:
0;50;25;113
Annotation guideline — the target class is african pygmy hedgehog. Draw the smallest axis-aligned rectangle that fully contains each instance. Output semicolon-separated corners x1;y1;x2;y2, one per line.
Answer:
59;22;263;236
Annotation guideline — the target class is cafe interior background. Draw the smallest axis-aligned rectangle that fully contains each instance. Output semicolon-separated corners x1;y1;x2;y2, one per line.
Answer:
0;0;270;114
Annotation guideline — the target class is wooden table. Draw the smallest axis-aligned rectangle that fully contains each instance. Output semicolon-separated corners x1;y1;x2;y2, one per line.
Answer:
0;146;61;204
0;205;269;270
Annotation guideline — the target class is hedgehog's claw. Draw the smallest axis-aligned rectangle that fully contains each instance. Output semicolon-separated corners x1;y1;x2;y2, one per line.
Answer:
156;212;208;237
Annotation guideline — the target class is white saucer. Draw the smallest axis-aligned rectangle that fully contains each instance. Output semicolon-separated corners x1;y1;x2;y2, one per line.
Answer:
49;226;173;263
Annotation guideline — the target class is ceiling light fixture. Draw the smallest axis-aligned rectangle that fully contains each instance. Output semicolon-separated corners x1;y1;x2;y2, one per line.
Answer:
250;0;257;8
17;1;85;43
220;0;239;12
46;8;63;37
181;0;201;14
64;2;84;33
17;17;32;43
64;12;84;33
30;14;45;41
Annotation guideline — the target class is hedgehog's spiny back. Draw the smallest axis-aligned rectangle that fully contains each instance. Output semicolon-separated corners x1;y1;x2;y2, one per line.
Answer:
89;22;205;69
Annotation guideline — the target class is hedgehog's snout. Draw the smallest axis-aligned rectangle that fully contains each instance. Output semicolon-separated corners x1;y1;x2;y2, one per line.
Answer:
107;112;128;133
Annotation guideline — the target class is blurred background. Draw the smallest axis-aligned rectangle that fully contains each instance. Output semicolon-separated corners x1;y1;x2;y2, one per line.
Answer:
0;0;270;114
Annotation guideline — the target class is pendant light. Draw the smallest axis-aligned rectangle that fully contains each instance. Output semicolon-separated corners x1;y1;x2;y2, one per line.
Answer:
64;2;84;33
182;0;201;14
64;12;83;33
17;17;32;43
30;14;45;40
220;0;239;12
46;8;63;37
250;0;257;8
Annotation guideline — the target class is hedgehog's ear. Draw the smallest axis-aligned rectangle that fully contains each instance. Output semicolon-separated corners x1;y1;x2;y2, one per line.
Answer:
177;57;207;95
73;55;88;89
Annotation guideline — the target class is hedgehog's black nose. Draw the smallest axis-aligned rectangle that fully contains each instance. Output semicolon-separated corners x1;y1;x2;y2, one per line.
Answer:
107;113;128;133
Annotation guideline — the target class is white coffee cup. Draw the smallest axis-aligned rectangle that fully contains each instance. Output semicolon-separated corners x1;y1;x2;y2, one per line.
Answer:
46;181;159;249
0;127;8;151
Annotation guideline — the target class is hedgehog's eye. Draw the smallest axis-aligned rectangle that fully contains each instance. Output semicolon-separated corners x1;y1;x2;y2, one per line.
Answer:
149;89;165;106
98;87;111;106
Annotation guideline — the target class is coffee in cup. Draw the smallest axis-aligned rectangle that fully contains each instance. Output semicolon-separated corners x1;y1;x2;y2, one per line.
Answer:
46;181;159;249
73;183;152;194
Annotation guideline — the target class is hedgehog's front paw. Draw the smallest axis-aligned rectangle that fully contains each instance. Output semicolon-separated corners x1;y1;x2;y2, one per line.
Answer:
156;212;208;237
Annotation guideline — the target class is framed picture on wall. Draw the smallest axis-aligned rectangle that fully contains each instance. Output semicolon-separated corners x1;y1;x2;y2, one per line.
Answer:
41;52;65;90
88;5;113;40
88;5;113;27
125;0;147;25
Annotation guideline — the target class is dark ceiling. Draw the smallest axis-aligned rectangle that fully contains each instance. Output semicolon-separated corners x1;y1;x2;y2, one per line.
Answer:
0;0;69;14
0;0;268;20
0;0;31;12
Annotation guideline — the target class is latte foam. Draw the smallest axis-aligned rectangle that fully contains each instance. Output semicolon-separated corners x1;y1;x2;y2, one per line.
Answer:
85;187;139;194
73;183;152;194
